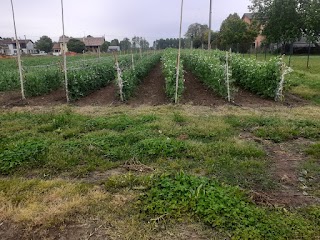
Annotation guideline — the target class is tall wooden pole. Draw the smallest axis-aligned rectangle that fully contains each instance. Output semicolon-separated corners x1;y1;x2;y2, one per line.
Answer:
175;0;184;104
208;0;212;50
61;0;69;103
10;0;25;100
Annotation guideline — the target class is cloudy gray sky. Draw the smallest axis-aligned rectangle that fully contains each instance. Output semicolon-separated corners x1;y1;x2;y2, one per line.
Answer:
1;0;251;43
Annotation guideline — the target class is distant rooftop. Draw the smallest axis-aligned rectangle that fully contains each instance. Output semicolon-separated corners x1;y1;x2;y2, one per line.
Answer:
242;13;253;20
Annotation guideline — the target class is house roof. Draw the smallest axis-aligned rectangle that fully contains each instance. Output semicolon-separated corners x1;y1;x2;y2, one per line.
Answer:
52;43;60;50
58;36;104;47
0;39;33;44
242;13;253;20
58;36;71;43
83;37;105;47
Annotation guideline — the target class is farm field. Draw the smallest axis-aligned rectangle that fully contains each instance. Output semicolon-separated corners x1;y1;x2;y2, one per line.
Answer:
1;51;320;239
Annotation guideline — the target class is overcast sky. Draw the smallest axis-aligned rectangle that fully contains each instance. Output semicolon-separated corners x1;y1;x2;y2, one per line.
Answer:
1;0;251;43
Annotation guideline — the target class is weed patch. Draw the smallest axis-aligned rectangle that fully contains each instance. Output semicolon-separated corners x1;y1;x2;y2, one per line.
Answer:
141;172;320;239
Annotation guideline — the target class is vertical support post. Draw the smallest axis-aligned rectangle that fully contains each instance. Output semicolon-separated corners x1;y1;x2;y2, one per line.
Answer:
131;50;135;71
307;42;311;69
226;51;231;102
175;0;184;104
61;0;69;103
139;47;142;59
288;42;293;67
113;52;124;101
10;0;25;100
208;0;212;50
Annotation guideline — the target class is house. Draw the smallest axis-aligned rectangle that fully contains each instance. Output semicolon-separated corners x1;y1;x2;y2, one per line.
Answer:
242;13;265;49
108;46;120;52
56;35;105;55
52;43;61;56
242;12;319;53
82;36;105;52
0;38;37;55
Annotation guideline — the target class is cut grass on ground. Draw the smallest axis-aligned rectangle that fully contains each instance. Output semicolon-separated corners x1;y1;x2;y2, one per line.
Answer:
0;105;320;239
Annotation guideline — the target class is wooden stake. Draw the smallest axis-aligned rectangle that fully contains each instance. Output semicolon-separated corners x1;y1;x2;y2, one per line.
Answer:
175;0;184;104
10;0;25;100
61;0;69;103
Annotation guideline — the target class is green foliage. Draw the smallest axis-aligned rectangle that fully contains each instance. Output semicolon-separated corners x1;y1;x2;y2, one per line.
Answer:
249;0;302;45
231;54;282;98
219;13;258;51
161;49;184;102
141;172;320;239
182;50;229;98
68;59;115;100
184;23;209;48
35;36;53;53
100;41;110;52
67;38;86;53
25;67;63;97
0;139;48;174
121;54;161;100
0;70;19;91
134;138;187;159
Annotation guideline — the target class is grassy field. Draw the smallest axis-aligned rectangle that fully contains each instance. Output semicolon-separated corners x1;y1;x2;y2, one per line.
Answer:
1;105;320;239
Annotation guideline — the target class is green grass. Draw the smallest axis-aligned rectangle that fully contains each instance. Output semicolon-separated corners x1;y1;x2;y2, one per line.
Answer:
141;172;320;239
1;105;320;238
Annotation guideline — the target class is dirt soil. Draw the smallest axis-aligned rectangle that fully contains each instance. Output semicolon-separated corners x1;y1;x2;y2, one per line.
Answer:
126;63;170;106
241;132;320;207
0;64;308;109
180;70;227;106
0;89;66;108
75;83;121;107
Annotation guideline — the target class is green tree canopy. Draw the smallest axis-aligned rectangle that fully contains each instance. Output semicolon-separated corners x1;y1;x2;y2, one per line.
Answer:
120;38;131;51
67;38;85;53
35;36;53;53
110;39;119;46
219;13;258;51
249;0;302;45
185;23;209;48
100;41;110;52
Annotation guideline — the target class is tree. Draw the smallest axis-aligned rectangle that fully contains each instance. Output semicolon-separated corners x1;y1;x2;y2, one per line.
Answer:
185;23;209;48
302;0;320;43
132;36;150;49
101;41;110;52
249;0;302;51
120;38;131;51
35;36;53;53
219;13;258;52
67;38;85;53
110;39;119;46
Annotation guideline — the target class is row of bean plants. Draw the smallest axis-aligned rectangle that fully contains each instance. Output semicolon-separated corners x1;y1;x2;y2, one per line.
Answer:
182;50;229;98
230;54;282;98
67;58;115;100
0;53;134;93
161;50;184;102
24;67;63;97
121;53;161;100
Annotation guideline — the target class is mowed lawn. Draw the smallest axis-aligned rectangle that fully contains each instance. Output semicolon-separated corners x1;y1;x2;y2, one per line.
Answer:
1;105;320;239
